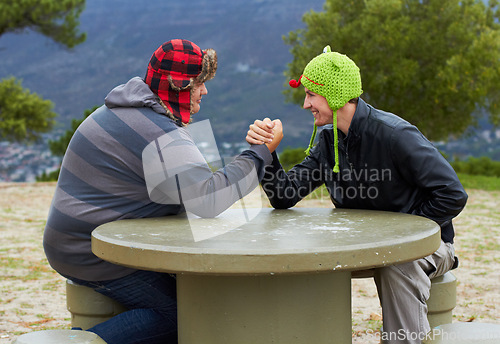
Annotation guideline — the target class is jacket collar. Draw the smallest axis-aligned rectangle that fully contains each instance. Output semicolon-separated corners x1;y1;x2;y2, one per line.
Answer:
344;97;370;145
105;77;167;115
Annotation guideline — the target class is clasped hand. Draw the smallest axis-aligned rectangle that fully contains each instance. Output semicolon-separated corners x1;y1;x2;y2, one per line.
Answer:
246;118;283;153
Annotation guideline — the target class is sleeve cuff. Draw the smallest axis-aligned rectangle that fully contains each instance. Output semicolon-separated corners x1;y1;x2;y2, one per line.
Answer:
248;144;273;165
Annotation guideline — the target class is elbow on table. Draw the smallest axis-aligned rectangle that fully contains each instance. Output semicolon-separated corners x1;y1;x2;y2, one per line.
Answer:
191;208;223;219
456;188;468;210
270;198;294;210
185;200;228;218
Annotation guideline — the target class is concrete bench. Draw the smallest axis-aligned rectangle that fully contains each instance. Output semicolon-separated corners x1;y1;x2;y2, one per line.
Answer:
352;270;457;328
66;280;127;330
13;330;106;343
426;272;457;328
423;322;500;343
65;271;456;332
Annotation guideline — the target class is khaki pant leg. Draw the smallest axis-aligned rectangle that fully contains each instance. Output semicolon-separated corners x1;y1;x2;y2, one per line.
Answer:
374;241;455;344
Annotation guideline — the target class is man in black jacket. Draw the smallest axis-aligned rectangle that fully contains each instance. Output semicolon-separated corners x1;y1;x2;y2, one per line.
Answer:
246;47;467;344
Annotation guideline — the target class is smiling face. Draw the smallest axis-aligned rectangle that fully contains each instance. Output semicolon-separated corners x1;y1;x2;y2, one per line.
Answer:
303;87;333;127
191;82;208;114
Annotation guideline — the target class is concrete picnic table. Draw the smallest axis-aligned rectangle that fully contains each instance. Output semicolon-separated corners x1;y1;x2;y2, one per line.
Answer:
91;207;441;344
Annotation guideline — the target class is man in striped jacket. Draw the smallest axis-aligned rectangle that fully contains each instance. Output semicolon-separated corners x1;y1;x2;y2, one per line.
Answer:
43;39;279;344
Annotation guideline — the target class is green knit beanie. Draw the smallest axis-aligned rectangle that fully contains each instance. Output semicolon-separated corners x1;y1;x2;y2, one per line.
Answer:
289;46;362;172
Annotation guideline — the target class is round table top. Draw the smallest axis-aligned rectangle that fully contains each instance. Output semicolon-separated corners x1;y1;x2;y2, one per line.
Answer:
91;208;441;275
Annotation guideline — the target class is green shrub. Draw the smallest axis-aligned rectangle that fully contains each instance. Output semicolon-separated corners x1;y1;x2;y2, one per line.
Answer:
452;157;500;178
456;173;500;191
279;146;307;172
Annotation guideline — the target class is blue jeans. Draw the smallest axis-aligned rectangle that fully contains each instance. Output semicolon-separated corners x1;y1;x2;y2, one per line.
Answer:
67;270;178;344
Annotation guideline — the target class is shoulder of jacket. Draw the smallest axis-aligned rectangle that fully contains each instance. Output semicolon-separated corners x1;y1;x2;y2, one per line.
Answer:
366;106;410;131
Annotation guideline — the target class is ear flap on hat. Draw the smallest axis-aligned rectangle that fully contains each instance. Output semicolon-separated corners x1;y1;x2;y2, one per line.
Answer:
196;48;217;84
168;75;193;92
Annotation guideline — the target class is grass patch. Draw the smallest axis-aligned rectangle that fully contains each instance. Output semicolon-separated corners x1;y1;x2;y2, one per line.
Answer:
457;173;500;191
0;257;26;270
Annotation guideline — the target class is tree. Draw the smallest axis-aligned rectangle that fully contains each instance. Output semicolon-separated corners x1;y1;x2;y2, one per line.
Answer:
0;0;86;143
284;0;500;141
0;77;57;142
279;146;307;172
0;0;86;48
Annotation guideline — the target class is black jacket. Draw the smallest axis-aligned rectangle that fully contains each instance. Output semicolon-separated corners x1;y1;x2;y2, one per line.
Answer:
261;98;467;243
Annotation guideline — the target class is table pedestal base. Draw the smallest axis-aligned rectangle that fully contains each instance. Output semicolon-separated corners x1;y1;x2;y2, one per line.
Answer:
177;271;352;344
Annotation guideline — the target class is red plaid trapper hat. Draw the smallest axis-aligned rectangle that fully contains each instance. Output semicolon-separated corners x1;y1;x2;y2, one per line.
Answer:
145;39;217;124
